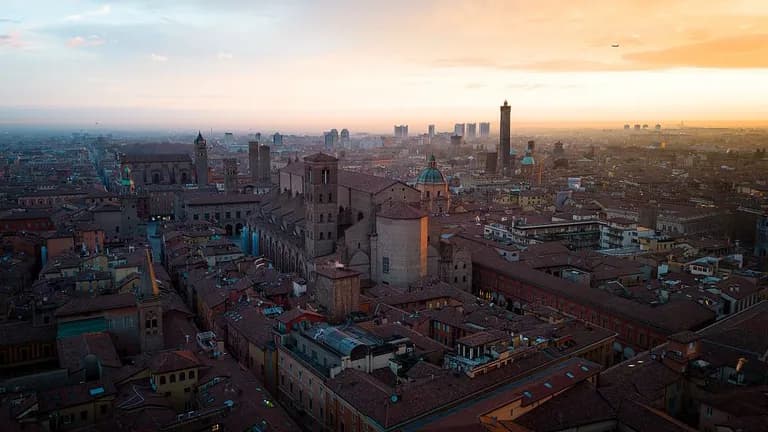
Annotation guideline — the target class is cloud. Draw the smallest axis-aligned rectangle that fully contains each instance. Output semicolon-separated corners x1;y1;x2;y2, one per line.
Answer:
623;34;768;68
217;52;233;60
67;35;106;48
66;5;111;21
0;18;21;24
151;53;168;62
0;32;24;48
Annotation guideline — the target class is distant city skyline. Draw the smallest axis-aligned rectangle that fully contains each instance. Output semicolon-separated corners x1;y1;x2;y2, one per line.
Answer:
2;0;768;131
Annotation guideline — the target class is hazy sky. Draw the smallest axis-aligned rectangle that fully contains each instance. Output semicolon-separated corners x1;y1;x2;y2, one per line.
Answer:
1;0;767;133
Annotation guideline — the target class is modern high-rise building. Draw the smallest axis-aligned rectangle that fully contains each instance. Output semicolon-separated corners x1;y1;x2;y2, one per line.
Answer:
272;132;283;146
340;128;350;148
194;131;208;185
454;123;465;137
499;101;511;176
466;123;477;139
224;132;234;147
324;129;339;150
428;124;436;139
479;122;491;137
394;125;409;138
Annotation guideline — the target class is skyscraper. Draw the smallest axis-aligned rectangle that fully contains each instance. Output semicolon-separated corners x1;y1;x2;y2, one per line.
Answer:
394;125;409;138
340;128;350;148
194;131;208;185
272;132;283;146
466;123;477;139
479;122;491;137
428;124;436;139
454;123;465;137
324;130;339;150
498;101;511;176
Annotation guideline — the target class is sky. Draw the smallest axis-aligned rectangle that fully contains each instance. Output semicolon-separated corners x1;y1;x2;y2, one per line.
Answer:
1;0;768;133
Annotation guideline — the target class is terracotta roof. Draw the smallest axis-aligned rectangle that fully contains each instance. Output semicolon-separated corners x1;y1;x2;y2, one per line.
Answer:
513;381;615;432
57;332;121;373
225;307;276;349
55;293;136;317
378;201;427;220
121;153;192;163
315;266;360;280
148;350;201;374
303;152;338;163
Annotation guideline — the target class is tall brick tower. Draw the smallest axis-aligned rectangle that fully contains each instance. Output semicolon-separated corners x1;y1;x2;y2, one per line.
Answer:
498;101;511;176
303;153;338;258
194;131;208;185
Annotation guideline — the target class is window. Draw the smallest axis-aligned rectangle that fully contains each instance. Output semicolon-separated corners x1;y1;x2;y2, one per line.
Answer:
322;169;329;184
382;257;390;274
193;214;199;220
226;211;231;219
319;214;324;222
319;232;324;240
179;371;186;381
184;387;190;393
160;375;166;385
100;405;108;415
236;211;241;218
170;373;176;383
81;410;88;421
328;192;332;201
188;370;195;379
215;212;221;220
426;191;430;198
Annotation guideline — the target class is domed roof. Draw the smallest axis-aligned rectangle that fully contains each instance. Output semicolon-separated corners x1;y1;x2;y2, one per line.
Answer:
416;155;446;184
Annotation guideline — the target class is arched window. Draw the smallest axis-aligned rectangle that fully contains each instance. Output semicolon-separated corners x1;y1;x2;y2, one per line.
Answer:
327;213;333;222
328;192;333;202
426;191;430;198
437;190;441;197
319;214;324;223
357;212;364;221
319;232;324;240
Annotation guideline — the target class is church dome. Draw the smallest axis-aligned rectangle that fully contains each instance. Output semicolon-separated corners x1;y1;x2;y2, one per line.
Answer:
416;155;446;184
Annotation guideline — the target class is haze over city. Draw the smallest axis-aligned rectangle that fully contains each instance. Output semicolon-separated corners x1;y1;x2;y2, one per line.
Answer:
2;0;768;132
